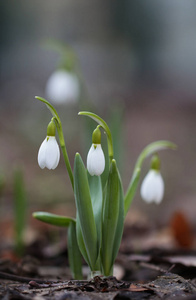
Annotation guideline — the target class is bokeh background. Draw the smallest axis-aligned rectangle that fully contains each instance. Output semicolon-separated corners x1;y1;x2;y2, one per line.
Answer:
0;0;196;250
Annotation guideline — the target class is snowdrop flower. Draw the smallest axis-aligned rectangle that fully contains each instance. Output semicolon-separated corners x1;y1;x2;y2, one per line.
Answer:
46;70;80;104
140;155;164;204
87;144;105;176
87;127;105;176
38;121;60;170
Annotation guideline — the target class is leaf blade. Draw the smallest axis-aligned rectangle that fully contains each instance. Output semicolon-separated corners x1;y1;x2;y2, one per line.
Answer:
88;174;103;250
74;153;98;270
68;221;83;279
101;159;120;276
111;170;124;267
32;212;75;227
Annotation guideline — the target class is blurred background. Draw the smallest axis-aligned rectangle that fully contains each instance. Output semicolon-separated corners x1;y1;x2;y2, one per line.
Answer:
0;0;196;252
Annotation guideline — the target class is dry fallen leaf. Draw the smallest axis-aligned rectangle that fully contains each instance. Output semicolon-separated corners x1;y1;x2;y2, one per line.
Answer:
170;211;193;248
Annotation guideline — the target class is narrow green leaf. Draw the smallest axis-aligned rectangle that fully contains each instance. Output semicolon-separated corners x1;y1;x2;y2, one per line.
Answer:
78;111;114;163
88;174;103;252
111;170;124;267
76;216;91;266
101;159;120;276
124;140;176;215
32;212;75;227
74;153;98;270
14;167;26;256
68;221;83;279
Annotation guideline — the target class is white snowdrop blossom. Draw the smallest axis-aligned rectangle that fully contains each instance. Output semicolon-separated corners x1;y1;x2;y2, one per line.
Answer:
46;70;80;104
87;144;105;176
140;169;164;204
38;136;60;170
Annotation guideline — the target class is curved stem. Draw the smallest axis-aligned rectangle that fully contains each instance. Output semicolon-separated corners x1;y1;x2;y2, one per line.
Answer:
78;111;114;165
124;140;176;215
35;97;74;189
53;117;74;190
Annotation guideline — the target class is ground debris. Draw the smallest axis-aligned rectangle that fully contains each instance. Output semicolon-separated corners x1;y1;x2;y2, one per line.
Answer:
141;273;196;299
24;276;130;293
1;272;196;300
80;276;130;292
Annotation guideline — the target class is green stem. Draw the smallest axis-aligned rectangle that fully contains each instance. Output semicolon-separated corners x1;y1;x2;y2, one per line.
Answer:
35;96;74;189
53;117;74;190
78;111;114;165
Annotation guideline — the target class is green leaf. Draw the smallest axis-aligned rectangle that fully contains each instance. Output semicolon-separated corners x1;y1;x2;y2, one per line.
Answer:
32;212;75;227
76;216;91;266
124;140;176;215
111;170;124;268
74;153;98;270
14;167;26;256
101;159;121;276
78;111;114;164
88;174;103;251
68;221;83;279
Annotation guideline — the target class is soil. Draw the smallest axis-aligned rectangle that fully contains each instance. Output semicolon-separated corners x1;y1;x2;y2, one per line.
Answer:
0;222;196;300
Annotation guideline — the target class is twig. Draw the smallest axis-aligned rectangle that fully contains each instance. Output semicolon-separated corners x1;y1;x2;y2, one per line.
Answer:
0;270;88;285
139;262;170;274
0;271;54;283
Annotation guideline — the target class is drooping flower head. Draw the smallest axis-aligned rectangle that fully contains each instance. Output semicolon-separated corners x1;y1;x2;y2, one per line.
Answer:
87;126;105;176
46;70;80;105
38;120;60;170
140;154;164;204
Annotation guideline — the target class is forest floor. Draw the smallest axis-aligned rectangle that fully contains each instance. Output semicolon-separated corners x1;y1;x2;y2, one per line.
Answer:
0;216;196;300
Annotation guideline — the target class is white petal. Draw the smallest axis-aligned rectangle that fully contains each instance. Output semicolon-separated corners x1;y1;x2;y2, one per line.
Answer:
51;139;60;170
45;137;60;170
87;145;95;175
140;170;164;204
46;70;79;104
153;175;164;204
38;137;60;170
38;138;48;169
87;144;105;176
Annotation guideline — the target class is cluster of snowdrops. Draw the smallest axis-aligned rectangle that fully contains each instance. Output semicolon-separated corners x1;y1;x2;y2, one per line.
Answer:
33;96;176;279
